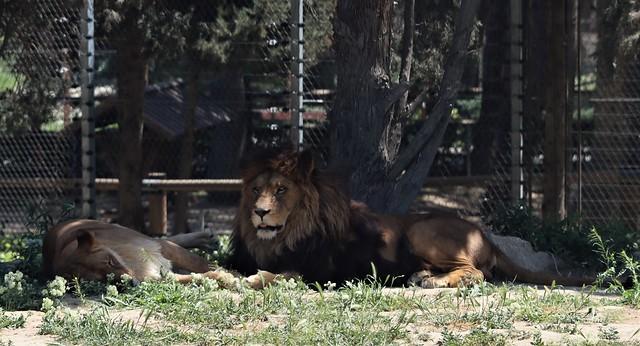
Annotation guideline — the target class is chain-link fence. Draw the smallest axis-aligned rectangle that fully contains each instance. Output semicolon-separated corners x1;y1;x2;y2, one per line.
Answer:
574;61;640;229
1;0;639;235
0;0;83;233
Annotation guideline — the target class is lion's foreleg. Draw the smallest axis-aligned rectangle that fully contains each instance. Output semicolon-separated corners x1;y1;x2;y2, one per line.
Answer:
414;267;485;288
172;269;240;288
244;270;300;290
166;230;216;250
159;240;210;273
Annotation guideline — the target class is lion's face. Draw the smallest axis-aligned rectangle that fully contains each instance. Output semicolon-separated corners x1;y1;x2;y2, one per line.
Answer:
247;171;303;240
54;230;134;281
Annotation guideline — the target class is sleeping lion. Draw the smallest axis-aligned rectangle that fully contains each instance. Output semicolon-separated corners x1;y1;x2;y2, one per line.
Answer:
228;149;593;289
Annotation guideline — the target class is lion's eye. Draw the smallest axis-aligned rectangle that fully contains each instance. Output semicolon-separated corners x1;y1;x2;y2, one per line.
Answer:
252;187;260;195
107;256;120;268
276;186;287;195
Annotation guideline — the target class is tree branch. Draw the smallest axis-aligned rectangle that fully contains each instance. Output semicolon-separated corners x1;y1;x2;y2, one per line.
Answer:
375;82;410;115
0;1;22;58
399;88;428;119
389;0;481;179
396;0;415;112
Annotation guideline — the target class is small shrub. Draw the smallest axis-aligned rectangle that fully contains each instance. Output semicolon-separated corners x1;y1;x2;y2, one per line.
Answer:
0;199;75;278
487;203;639;269
590;228;640;306
0;271;40;310
0;309;26;329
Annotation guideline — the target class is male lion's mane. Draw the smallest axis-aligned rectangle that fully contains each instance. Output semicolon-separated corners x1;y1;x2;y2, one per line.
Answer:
228;150;419;284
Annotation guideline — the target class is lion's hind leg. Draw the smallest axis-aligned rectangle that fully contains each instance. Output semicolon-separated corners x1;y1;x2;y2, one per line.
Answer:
411;266;484;288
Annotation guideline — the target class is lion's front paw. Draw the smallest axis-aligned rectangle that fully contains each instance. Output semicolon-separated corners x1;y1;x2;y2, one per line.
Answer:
203;269;239;288
408;270;436;287
244;270;278;290
420;277;450;289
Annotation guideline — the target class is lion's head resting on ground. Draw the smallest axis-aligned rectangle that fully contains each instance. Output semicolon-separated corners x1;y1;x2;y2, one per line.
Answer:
238;150;351;257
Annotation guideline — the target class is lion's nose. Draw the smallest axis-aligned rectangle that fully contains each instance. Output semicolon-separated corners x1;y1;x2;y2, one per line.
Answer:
254;208;270;218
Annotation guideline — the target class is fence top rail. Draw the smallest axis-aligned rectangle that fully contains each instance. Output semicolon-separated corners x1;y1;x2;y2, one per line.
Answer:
97;178;243;192
0;178;243;192
590;97;640;103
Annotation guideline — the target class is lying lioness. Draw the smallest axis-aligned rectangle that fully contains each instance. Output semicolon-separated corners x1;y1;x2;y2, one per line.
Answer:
228;149;594;289
43;219;234;284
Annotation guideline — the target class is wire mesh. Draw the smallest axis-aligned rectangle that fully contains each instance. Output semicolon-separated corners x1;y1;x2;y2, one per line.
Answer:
1;0;639;235
573;62;640;230
0;0;82;233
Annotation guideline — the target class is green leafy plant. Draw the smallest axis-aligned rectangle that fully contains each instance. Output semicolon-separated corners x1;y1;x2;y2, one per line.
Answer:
0;309;26;329
487;203;639;269
0;271;40;310
589;227;640;306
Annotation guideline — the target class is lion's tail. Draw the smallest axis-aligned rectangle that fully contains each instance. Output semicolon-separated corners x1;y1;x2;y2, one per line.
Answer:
494;248;594;287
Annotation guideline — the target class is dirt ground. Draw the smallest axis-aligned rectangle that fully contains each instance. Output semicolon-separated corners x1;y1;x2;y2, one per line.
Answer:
2;287;640;345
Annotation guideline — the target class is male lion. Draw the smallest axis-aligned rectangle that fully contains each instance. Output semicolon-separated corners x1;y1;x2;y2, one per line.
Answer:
43;219;235;284
228;150;592;289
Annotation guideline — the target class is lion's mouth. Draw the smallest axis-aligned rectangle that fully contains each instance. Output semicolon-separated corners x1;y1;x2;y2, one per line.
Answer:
256;224;283;239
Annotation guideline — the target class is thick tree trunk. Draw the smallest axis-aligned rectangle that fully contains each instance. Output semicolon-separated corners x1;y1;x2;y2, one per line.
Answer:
471;0;510;175
173;63;201;234
331;0;399;207
331;0;480;212
115;11;147;231
541;0;568;222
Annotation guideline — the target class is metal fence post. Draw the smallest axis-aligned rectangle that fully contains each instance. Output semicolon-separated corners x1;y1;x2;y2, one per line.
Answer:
80;0;96;218
510;0;524;202
290;0;304;151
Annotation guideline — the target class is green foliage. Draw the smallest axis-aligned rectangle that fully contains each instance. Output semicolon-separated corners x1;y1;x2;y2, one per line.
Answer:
616;0;640;61
487;203;639;268
40;276;67;312
0;309;25;329
190;233;231;266
0;76;63;133
0;60;17;91
0;271;41;310
590;228;640;307
40;306;207;346
439;327;508;346
0;199;75;276
0;0;74;133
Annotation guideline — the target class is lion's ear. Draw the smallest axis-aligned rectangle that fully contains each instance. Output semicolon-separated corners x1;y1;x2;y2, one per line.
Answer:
297;150;315;179
76;230;96;253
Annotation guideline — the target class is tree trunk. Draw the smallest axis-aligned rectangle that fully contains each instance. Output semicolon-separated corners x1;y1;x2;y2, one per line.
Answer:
471;0;510;175
173;62;201;234
331;0;480;213
331;0;409;210
541;0;568;222
115;11;147;231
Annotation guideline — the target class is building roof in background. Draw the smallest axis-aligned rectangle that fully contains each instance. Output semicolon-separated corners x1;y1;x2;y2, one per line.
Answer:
143;81;231;139
90;80;232;140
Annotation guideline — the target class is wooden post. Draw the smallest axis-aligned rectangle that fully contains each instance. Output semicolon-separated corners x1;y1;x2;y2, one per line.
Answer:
542;0;568;222
148;191;167;236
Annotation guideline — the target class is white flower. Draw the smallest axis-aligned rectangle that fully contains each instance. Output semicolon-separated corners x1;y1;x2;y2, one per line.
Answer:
106;285;118;297
120;274;133;284
324;281;336;291
44;276;67;298
41;297;54;312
